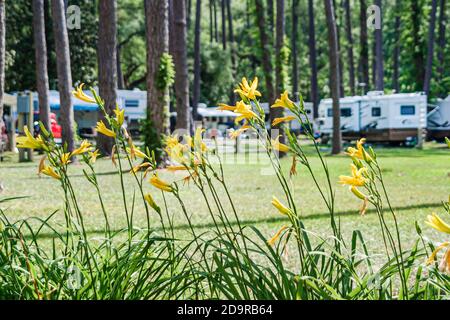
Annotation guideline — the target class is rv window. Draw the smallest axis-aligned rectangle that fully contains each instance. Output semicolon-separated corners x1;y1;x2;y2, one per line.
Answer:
400;105;415;115
327;108;352;117
125;100;139;108
372;107;381;117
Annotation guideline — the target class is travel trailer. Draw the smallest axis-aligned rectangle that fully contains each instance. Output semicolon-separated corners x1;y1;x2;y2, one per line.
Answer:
317;92;428;144
427;95;450;141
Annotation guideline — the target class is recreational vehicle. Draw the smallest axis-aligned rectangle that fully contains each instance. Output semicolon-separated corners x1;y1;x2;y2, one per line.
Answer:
427;95;450;141
317;92;427;144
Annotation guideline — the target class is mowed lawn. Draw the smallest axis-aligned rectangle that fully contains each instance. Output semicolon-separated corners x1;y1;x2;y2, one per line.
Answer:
0;141;449;256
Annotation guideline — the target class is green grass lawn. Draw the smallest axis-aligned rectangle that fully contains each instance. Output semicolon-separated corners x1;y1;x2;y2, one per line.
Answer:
0;141;449;258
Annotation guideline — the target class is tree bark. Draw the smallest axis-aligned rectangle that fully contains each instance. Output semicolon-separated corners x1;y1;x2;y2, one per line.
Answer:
291;0;299;97
214;0;218;42
209;0;213;43
392;0;401;92
359;0;369;91
411;0;424;90
254;0;276;106
33;0;51;131
226;0;236;104
145;0;170;140
267;0;274;38
437;0;446;87
0;0;4;138
423;0;439;95
186;0;192;30
308;0;319;118
343;0;355;96
173;0;190;132
51;0;75;153
97;0;118;155
192;0;201;120
324;0;341;155
221;0;227;50
374;0;384;91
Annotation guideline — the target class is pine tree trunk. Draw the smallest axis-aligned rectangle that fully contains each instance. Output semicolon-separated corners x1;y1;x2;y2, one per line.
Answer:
192;0;201;120
254;0;276;106
308;0;319;118
209;0;213;43
392;0;401;92
291;0;299;97
411;0;424;90
214;0;218;42
0;0;4;139
221;0;227;50
334;0;345;97
97;0;118;155
437;0;446;87
145;0;170;141
324;0;341;155
226;0;236;104
423;0;439;95
187;0;192;30
374;0;384;91
173;0;190;132
343;0;355;96
359;0;369;91
267;0;274;37
51;0;75;153
33;0;51;131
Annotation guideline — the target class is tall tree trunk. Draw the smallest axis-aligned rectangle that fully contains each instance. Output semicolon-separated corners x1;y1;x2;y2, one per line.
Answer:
214;0;218;42
374;0;384;91
209;0;213;43
33;0;51;131
308;0;319;118
173;0;190;132
392;0;401;92
97;0;118;155
267;0;274;37
192;0;201;120
343;0;355;96
187;0;192;30
324;0;341;155
254;0;276;106
51;0;75;153
274;0;286;155
0;0;4;140
221;0;227;50
437;0;446;87
226;0;236;104
291;0;299;98
169;0;175;56
334;0;345;97
145;0;170;142
411;0;424;90
423;0;439;95
359;0;369;91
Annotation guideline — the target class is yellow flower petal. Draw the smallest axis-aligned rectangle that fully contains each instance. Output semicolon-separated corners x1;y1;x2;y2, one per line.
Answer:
271;196;292;216
149;175;173;192
95;121;116;138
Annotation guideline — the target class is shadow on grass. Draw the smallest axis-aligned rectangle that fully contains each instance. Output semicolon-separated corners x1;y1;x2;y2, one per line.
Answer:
24;201;443;240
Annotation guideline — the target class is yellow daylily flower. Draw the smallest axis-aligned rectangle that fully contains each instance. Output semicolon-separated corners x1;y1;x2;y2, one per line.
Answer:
217;103;236;111
130;162;151;174
271;196;292;216
16;126;46;150
72;83;96;104
271;91;295;111
41;166;61;180
427;242;450;274
149;175;173;192
89;149;100;164
272;116;296;127
267;226;289;246
166;165;189;172
192;127;208;153
144;193;160;213
426;213;450;234
234;77;262;100
114;106;125;126
95;121;116;138
229;125;250;139
126;145;148;160
339;164;367;187
60;152;72;165
72;140;92;156
234;101;258;123
346;138;372;162
271;135;290;153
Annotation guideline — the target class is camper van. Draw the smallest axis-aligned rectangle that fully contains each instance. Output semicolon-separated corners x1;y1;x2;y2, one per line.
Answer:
427;95;450;141
317;92;427;144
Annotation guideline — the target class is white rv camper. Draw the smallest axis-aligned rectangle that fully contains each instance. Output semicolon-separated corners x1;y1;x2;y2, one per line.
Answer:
318;92;427;143
427;95;450;141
